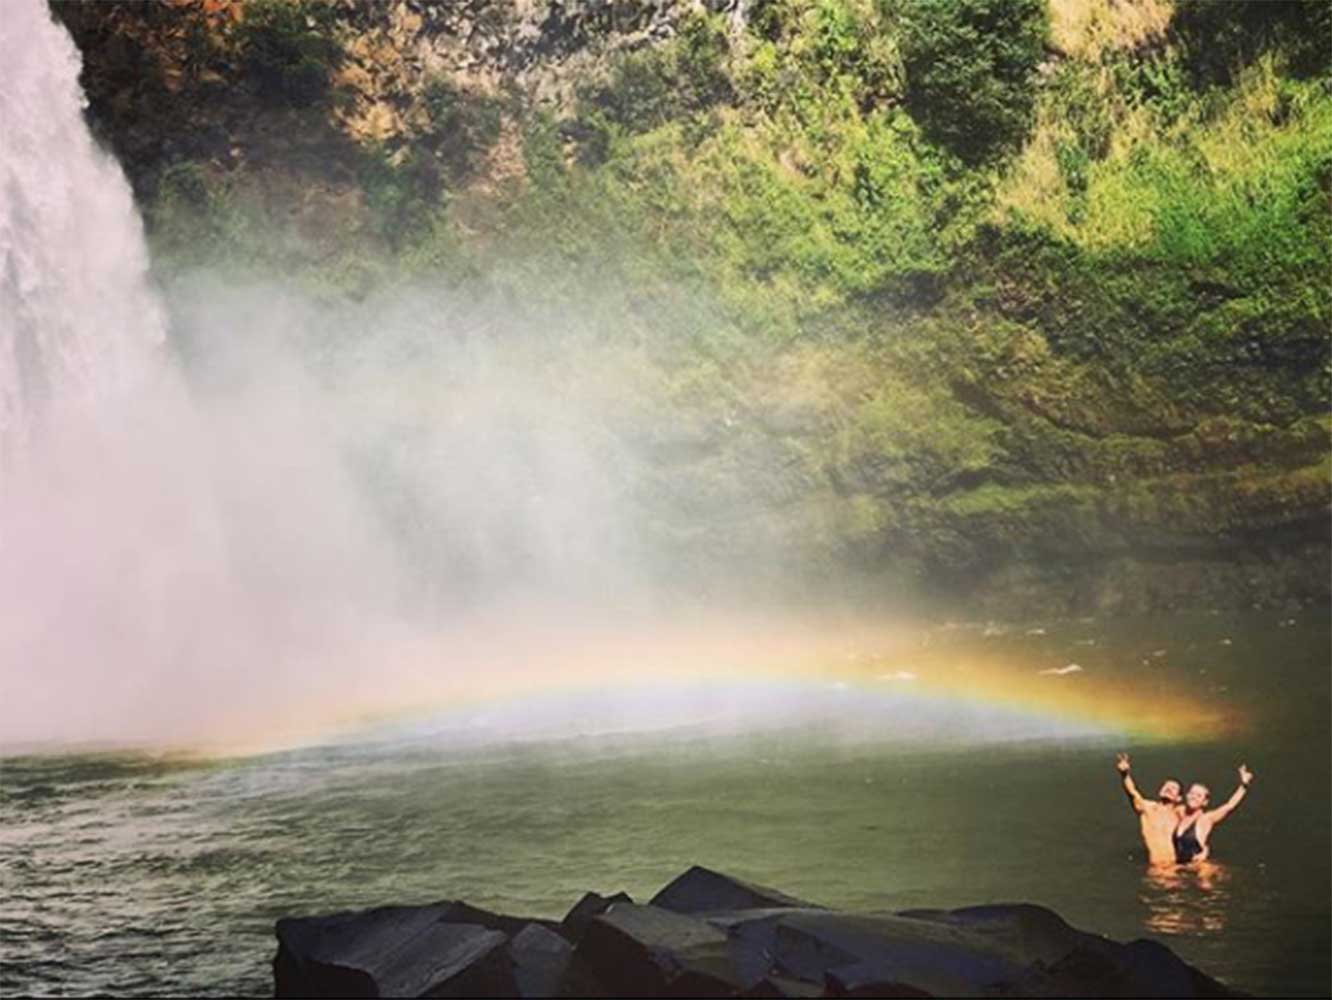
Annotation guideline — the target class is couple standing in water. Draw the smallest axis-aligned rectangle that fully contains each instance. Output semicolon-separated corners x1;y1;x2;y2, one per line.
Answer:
1116;752;1253;865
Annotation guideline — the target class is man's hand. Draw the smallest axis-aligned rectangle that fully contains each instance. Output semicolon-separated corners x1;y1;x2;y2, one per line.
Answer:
1238;763;1253;787
1117;752;1146;813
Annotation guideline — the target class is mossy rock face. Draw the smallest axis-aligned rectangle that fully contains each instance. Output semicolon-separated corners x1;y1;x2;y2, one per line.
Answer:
970;541;1331;618
57;0;1332;615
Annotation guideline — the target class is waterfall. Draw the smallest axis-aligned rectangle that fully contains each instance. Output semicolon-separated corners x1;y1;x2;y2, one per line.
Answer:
0;0;167;479
0;0;640;750
0;0;240;745
0;0;408;749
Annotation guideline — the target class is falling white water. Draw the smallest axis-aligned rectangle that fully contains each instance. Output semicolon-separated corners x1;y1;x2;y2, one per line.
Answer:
0;0;605;748
0;0;968;754
0;0;166;477
0;0;461;753
0;0;241;745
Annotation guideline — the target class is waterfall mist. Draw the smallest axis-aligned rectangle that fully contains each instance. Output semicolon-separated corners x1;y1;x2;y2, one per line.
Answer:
0;0;672;749
3;0;939;753
0;266;678;749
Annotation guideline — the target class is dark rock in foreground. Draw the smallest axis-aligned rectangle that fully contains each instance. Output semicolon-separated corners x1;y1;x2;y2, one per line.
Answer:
273;865;1243;998
651;865;818;915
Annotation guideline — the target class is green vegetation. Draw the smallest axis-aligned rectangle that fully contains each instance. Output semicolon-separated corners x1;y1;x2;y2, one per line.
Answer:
233;0;340;107
575;13;732;142
1173;0;1332;85
64;0;1332;604
421;78;504;178
900;0;1049;163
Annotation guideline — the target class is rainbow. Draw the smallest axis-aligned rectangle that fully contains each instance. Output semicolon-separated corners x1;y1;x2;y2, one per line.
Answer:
211;613;1240;755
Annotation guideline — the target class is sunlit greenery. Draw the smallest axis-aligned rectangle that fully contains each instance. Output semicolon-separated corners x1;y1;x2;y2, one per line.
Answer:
72;0;1330;594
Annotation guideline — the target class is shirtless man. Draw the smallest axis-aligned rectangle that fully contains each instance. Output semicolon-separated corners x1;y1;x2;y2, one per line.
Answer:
1172;765;1254;863
1115;752;1185;865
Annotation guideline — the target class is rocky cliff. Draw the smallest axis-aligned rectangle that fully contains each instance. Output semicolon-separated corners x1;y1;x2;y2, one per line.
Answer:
52;0;1332;614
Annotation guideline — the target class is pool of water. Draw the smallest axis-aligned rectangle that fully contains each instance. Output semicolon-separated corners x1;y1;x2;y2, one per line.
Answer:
2;611;1327;996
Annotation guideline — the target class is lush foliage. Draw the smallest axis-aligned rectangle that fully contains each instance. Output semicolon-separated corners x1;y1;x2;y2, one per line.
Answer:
572;13;734;164
232;0;340;107
80;0;1331;597
900;0;1049;163
1173;0;1332;85
421;78;504;178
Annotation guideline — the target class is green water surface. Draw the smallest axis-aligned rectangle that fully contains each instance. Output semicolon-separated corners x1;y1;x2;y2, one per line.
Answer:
2;612;1328;997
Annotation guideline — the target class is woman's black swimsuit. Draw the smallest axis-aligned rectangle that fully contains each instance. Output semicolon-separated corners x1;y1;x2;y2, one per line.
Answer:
1173;820;1204;862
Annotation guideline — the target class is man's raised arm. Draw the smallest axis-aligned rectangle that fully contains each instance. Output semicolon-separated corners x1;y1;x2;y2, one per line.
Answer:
1208;763;1254;824
1117;752;1147;813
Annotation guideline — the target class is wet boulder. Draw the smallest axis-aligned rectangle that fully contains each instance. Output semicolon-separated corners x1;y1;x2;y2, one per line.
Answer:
739;974;827;998
701;909;811;986
575;901;760;997
508;923;574;998
1109;938;1241;999
897;903;1087;967
771;911;1020;996
823;969;934;998
1013;937;1241;998
651;865;817;915
274;904;512;998
898;904;1239;997
272;869;1244;998
559;890;634;943
439;899;560;938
